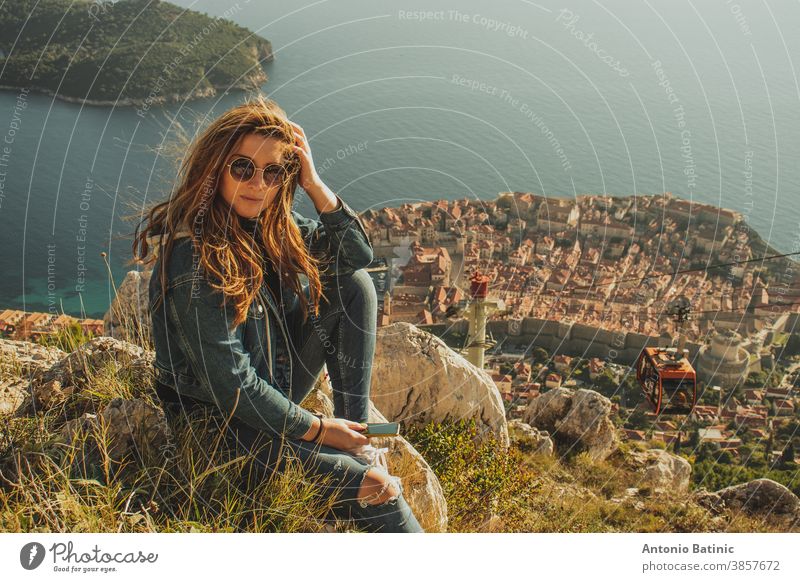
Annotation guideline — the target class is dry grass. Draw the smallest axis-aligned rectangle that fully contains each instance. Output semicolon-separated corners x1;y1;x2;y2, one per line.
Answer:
0;348;365;533
0;402;365;532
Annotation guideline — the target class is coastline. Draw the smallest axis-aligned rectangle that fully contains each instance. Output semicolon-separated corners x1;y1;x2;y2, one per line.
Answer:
3;191;797;320
0;77;266;109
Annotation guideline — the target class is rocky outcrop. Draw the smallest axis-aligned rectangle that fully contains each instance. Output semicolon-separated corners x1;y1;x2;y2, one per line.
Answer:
9;337;155;414
309;370;448;532
3;333;447;532
32;378;75;410
523;387;618;461
0;339;67;415
0;338;66;376
627;449;691;493
38;336;153;392
695;479;800;525
104;270;152;343
508;419;554;456
370;322;508;447
60;397;170;462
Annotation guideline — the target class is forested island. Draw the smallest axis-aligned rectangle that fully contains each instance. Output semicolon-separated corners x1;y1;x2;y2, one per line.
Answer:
0;0;273;108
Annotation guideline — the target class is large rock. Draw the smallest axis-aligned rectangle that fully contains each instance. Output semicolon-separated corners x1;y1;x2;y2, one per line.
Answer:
0;339;66;415
523;387;619;461
700;479;800;524
370;322;508;447
18;337;154;412
60;397;170;462
40;336;152;389
0;338;66;376
307;369;449;533
627;449;691;493
508;419;554;456
104;270;152;344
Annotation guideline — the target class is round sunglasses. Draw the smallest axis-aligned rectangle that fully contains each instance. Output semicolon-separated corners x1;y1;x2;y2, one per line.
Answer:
225;155;298;187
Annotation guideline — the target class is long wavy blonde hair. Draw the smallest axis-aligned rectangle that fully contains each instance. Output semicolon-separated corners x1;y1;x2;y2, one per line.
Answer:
133;95;326;328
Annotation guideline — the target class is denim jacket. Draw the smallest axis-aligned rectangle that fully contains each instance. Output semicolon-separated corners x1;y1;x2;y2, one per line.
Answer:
148;194;374;439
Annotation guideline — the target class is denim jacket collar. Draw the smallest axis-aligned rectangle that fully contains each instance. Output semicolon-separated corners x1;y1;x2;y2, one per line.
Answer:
237;213;261;233
145;211;260;258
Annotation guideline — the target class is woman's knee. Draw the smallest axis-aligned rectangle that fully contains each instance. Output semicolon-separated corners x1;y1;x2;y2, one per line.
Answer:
357;467;401;506
339;268;377;312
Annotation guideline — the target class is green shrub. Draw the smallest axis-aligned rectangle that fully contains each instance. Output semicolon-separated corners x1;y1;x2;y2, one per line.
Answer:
405;418;532;531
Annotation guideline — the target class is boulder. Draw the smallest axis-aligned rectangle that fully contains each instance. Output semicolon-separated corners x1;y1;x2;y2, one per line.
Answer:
38;336;153;396
104;270;152;344
523;387;618;461
627;449;691;493
60;397;170;462
508;419;554;456
709;479;800;523
370;322;508;446
0;338;66;376
0;339;67;415
307;369;449;532
100;397;171;460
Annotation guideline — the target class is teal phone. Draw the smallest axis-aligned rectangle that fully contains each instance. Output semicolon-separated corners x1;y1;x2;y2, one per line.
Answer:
362;422;400;436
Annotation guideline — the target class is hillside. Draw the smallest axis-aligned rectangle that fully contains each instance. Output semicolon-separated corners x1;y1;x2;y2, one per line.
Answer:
1;322;798;533
0;0;273;107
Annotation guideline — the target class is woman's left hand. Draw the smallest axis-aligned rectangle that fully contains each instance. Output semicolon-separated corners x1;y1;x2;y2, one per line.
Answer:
287;120;322;193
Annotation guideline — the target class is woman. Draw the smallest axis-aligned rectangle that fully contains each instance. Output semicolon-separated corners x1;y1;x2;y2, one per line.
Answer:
133;95;423;533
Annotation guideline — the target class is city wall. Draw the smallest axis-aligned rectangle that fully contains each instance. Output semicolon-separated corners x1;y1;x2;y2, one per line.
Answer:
424;317;704;366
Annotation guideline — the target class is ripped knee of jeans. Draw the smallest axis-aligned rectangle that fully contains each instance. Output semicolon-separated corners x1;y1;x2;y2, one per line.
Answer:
357;469;403;508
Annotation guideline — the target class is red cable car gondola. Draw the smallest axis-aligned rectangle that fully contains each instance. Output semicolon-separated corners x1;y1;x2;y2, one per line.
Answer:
636;346;697;415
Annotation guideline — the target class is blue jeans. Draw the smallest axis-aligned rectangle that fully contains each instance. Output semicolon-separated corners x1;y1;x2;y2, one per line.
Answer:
159;269;424;533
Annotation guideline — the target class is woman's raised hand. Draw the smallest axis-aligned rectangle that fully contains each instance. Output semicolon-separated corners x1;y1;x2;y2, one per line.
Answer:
286;119;341;214
286;120;321;193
